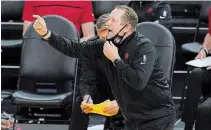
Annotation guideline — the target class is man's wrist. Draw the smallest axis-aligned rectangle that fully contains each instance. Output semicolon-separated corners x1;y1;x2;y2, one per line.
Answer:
40;29;48;37
200;47;208;56
111;55;120;62
112;58;122;66
83;94;91;100
42;30;51;40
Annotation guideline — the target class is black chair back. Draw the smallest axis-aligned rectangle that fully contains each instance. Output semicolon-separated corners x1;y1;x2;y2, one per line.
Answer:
20;15;79;92
136;22;176;87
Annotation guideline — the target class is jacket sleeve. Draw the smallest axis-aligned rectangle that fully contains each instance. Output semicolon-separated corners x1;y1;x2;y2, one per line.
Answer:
78;59;98;98
48;32;104;59
115;41;157;91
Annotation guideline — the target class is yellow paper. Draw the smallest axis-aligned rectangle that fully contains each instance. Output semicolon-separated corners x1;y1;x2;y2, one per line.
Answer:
84;100;114;116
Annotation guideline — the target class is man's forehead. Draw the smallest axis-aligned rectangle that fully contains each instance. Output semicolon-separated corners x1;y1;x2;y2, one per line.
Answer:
109;9;124;19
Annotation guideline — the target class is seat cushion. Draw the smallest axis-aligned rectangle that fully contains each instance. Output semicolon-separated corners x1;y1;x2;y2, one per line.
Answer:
182;42;202;54
12;91;73;107
1;39;22;48
1;91;13;99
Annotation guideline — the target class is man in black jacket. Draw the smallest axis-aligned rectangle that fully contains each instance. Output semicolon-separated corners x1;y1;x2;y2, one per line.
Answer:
33;5;176;130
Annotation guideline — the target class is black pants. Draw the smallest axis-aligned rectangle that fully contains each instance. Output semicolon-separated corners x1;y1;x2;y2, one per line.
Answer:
123;121;174;130
195;98;211;130
69;96;89;130
182;68;211;126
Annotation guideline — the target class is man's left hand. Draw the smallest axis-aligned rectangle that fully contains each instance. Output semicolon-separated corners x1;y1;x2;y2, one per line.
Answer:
103;41;120;62
103;100;119;115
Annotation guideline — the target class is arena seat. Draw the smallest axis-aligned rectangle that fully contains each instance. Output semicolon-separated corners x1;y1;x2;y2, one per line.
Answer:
92;1;130;19
11;15;79;129
92;1;129;36
182;1;211;56
1;1;24;48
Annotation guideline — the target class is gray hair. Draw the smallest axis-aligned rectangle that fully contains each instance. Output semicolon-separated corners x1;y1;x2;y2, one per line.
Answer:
96;13;109;30
115;5;138;30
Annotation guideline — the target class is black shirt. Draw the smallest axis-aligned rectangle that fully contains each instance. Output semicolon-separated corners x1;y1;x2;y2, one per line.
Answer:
48;31;176;128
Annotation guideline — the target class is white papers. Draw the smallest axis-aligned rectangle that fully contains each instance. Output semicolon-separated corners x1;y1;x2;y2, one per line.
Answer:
88;125;104;130
186;56;211;68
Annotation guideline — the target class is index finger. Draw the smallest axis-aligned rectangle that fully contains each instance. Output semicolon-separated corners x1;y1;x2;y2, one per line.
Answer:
105;41;112;46
33;15;42;20
104;41;109;45
104;41;109;48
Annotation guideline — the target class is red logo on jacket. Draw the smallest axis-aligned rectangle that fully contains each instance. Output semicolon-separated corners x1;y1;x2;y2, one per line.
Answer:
125;53;129;59
147;7;153;13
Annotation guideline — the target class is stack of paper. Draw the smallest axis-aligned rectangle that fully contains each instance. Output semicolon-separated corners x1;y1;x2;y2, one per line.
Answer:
88;125;104;130
186;57;211;68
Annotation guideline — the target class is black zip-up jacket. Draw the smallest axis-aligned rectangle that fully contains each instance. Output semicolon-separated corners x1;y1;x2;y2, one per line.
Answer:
48;31;176;128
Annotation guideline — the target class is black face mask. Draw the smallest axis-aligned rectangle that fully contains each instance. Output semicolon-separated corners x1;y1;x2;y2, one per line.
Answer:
106;24;127;45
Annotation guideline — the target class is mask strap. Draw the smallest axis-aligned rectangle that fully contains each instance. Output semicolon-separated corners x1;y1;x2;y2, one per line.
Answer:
117;24;128;35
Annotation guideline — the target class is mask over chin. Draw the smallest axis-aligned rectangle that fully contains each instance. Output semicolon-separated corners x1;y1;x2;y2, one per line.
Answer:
106;24;127;46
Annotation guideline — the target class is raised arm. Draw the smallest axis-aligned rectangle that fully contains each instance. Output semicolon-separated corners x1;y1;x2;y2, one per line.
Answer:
48;32;104;59
32;15;104;59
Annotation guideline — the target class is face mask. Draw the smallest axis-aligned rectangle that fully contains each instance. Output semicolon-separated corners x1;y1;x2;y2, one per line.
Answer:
106;24;127;45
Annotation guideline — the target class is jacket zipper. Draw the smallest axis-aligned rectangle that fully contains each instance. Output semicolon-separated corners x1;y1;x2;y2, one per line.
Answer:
105;60;129;121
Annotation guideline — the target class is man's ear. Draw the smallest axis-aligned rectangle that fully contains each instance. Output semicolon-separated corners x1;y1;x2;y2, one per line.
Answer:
124;24;131;33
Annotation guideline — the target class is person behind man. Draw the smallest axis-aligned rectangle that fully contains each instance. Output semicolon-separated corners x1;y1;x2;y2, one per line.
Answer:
22;1;95;41
33;5;176;130
194;33;211;130
69;14;119;130
128;1;173;31
182;32;211;130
